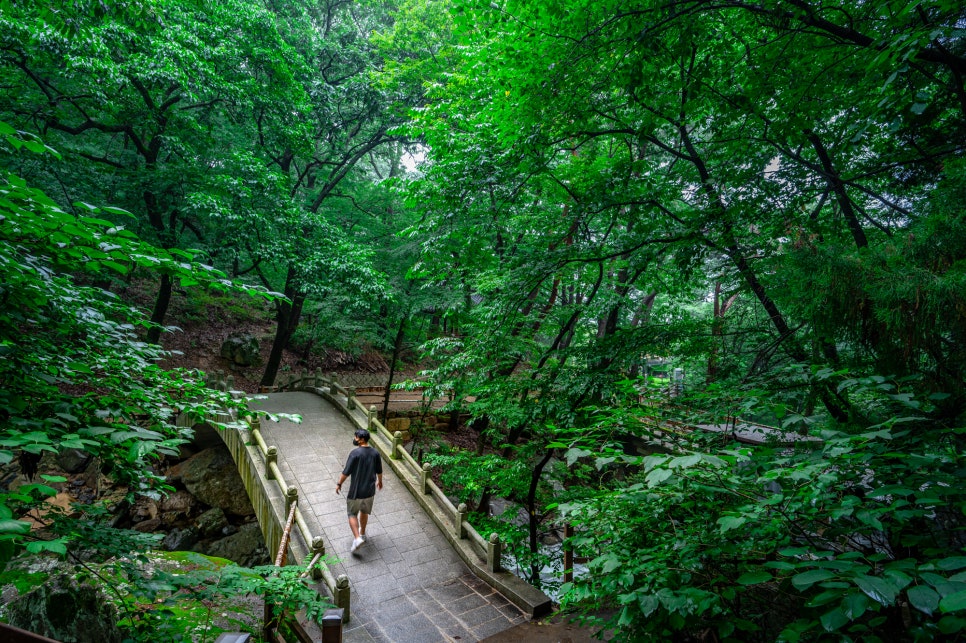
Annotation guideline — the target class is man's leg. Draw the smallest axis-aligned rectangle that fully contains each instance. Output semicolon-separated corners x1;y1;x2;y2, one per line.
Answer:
359;512;369;538
348;513;361;539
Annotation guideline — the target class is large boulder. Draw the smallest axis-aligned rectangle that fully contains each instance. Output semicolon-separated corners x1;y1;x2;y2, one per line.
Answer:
5;573;122;643
219;332;261;367
205;522;269;567
181;446;254;516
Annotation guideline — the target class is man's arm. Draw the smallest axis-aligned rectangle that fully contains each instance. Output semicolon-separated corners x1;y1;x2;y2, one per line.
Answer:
376;473;383;491
336;472;348;494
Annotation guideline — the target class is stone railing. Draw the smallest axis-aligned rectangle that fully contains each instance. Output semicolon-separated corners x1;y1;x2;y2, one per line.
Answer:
201;373;351;623
275;370;552;618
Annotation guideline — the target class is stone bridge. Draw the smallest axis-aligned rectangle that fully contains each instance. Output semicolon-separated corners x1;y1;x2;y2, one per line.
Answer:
214;373;551;642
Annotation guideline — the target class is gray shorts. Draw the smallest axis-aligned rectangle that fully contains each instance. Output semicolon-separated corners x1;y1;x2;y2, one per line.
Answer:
347;496;374;516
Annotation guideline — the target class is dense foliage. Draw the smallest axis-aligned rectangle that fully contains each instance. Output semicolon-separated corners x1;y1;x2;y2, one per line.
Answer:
3;0;966;641
397;0;966;640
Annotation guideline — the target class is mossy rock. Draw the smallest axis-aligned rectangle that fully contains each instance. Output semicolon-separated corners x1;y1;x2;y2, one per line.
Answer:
6;572;122;643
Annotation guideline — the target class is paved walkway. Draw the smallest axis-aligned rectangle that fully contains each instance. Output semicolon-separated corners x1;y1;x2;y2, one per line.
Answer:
249;392;527;642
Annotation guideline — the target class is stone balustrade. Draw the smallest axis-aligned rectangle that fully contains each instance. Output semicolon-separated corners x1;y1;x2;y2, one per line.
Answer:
275;370;552;618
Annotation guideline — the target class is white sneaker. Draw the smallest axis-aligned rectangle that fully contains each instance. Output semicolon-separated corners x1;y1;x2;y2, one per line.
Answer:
350;537;364;552
360;533;368;543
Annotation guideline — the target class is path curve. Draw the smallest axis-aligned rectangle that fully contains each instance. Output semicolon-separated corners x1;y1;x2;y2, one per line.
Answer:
249;391;526;642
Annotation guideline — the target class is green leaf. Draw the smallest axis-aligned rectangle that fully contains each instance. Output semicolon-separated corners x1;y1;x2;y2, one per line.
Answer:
843;591;868;619
639;594;659;616
940;589;966;613
854;575;898;606
737;571;773;585
0;519;31;535
645;467;672;487
792;569;835;590
908;585;941;615
717;515;747;533
820;606;849;632
938;557;966;571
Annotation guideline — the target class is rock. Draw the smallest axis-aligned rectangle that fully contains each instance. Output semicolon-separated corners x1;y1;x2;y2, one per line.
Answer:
162;527;200;552
130;496;158;522
386;417;411;440
55;449;91;474
159;489;196;515
6;572;123;643
190;422;226;451
205;523;269;567
219;332;261;367
181;446;254;516
131;518;162;533
159;489;196;512
196;507;229;538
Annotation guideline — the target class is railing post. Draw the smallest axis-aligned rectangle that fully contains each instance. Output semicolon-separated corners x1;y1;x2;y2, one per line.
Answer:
335;574;350;621
251;416;261;432
330;373;339;393
310;537;326;580
487;532;502;572
392;431;403;460
285;486;298;517
420;463;431;494
266;446;278;479
314;368;322;388
368;405;376;431
454;503;467;539
347;387;356;410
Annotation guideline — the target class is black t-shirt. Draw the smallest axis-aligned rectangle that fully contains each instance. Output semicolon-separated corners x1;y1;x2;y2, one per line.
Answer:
342;445;382;499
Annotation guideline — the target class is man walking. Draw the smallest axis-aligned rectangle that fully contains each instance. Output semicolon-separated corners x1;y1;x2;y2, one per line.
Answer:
336;428;383;553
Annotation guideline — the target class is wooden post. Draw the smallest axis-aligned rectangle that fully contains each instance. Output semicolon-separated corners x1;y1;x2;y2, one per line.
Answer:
263;599;275;641
487;533;502;572
420;463;431;494
392;431;403;460
266;447;278;479
454;503;467;539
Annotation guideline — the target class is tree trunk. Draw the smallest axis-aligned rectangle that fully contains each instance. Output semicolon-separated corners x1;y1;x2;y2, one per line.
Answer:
382;317;407;423
146;273;173;344
527;450;554;587
260;267;305;388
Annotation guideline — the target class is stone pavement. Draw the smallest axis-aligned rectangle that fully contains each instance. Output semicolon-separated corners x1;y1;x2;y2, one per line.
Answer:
249;391;528;642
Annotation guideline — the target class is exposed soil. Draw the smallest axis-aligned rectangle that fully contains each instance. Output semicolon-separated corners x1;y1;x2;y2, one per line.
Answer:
123;284;393;394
